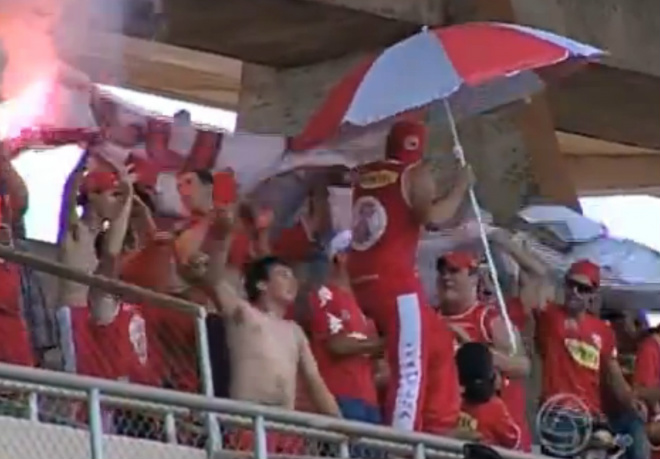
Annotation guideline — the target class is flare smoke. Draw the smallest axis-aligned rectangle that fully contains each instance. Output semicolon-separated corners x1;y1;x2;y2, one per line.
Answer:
0;0;163;101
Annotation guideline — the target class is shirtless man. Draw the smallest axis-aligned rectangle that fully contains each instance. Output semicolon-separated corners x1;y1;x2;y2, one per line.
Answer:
348;120;470;434
179;210;339;452
56;150;142;378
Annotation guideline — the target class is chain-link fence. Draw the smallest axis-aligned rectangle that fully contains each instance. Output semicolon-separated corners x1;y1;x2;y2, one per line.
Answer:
0;366;503;459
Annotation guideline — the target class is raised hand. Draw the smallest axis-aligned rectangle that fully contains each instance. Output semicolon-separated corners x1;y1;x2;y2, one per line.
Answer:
209;206;235;240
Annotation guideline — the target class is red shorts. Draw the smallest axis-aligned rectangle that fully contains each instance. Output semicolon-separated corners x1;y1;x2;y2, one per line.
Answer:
227;429;305;454
143;306;199;392
0;315;34;367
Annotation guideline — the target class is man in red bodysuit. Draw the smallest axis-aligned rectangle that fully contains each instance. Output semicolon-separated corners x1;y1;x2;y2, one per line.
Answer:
436;250;531;450
348;120;470;434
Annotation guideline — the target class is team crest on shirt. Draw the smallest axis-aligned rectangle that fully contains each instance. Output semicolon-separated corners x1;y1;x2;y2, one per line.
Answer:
128;314;148;365
359;170;398;189
591;333;602;349
564;338;600;371
351;196;388;251
458;412;478;431
317;286;333;308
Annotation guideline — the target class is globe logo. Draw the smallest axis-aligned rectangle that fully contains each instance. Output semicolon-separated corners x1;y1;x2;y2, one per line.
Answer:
536;394;593;457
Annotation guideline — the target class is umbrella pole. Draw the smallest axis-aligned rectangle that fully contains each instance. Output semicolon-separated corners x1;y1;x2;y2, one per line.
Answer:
442;100;518;353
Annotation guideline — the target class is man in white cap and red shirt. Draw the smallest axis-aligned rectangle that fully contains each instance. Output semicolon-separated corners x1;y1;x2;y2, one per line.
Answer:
309;230;383;423
348;120;471;434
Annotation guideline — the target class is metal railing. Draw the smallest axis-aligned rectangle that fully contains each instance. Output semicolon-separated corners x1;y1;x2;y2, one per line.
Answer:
0;244;548;459
0;363;546;459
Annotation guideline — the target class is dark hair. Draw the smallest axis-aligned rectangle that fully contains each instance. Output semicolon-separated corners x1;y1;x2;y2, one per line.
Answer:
76;191;89;208
456;342;496;404
193;169;214;186
243;256;288;303
94;230;106;260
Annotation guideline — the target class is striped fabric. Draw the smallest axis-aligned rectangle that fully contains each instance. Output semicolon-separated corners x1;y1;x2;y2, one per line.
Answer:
292;22;605;151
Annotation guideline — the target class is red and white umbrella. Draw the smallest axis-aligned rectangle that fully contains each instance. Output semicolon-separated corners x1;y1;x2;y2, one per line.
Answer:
291;22;604;151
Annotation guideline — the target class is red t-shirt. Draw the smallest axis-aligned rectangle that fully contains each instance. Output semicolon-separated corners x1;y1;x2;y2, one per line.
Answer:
444;303;530;450
62;304;158;385
309;284;378;405
634;336;660;457
271;220;314;263
506;297;528;334
536;304;616;415
459;397;521;449
0;262;34;366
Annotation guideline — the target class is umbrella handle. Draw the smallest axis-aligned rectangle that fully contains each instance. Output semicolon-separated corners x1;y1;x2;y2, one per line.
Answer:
442;100;518;354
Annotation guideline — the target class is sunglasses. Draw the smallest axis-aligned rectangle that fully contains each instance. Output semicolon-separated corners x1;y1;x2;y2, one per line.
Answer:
566;279;596;295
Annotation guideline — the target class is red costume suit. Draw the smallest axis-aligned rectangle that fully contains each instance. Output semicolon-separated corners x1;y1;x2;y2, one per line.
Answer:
348;121;460;433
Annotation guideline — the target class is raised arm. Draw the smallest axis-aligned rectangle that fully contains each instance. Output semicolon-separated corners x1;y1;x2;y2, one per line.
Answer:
488;229;554;312
404;163;472;226
102;178;134;258
59;151;89;240
178;207;247;319
490;316;530;378
130;193;158;242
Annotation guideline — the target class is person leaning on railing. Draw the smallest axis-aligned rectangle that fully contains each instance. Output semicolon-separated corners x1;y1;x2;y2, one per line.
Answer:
0;142;58;367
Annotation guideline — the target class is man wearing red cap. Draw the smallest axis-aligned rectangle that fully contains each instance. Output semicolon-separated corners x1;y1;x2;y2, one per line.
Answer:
56;150;160;430
534;259;637;455
57;150;131;320
436;250;531;450
348;120;471;434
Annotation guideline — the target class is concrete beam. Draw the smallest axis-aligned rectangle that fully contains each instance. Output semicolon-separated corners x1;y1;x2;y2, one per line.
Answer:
565;153;660;195
510;0;660;78
160;0;420;67
548;64;660;150
59;34;242;110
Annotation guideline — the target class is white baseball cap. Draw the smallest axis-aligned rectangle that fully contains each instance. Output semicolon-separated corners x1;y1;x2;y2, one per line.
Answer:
327;230;352;258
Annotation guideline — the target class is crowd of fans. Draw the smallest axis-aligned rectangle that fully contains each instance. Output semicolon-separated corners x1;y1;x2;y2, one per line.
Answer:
0;121;658;459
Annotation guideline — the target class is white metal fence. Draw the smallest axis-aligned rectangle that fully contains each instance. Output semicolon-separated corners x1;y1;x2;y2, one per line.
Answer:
0;363;546;459
0;245;548;459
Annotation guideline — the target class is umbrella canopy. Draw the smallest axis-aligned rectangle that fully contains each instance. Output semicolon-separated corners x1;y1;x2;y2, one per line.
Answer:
518;205;608;244
291;22;604;151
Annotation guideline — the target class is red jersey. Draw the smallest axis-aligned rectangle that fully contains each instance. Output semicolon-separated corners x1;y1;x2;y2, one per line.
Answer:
309;284;378;405
444;303;530;451
505;297;528;334
0;262;33;366
62;304;158;385
634;336;660;457
348;160;420;287
444;303;499;344
459;397;521;449
271;220;314;263
536;304;616;415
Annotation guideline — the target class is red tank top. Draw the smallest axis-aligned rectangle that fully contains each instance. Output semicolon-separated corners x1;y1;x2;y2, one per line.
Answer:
348;160;420;281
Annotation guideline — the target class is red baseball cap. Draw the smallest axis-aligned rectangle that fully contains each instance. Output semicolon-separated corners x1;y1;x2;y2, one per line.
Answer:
567;259;600;287
80;171;118;194
436;251;478;271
